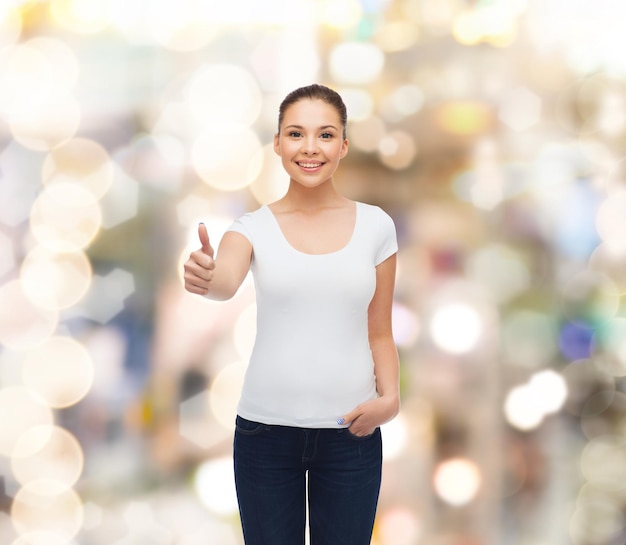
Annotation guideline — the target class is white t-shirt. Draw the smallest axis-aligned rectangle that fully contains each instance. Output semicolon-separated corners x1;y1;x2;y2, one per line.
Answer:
226;201;398;428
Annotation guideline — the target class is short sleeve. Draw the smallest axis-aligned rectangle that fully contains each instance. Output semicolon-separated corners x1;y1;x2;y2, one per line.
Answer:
226;214;254;244
374;207;398;265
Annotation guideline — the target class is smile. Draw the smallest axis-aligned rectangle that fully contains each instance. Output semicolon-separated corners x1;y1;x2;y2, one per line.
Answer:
297;162;324;168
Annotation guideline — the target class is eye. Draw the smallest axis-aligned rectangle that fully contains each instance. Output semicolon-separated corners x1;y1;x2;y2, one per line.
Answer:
320;132;333;139
288;131;302;138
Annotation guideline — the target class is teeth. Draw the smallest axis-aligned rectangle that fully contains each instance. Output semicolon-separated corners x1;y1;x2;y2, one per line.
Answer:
299;162;322;168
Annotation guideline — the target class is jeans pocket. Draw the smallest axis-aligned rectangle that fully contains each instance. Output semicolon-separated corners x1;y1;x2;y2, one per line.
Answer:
342;428;378;441
235;416;267;436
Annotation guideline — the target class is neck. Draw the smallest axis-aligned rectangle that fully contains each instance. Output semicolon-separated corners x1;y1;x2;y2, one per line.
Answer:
282;180;346;211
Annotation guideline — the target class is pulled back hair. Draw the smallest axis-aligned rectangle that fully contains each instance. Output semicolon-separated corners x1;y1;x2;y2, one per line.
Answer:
278;84;348;139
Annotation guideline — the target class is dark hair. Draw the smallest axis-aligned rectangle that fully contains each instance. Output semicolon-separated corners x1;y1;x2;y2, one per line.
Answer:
278;84;348;139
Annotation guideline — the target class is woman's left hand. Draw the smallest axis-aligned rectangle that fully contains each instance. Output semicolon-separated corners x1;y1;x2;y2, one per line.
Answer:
339;396;399;437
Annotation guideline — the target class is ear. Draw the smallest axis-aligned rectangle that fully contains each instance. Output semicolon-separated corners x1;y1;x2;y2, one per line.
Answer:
273;133;281;156
340;138;349;159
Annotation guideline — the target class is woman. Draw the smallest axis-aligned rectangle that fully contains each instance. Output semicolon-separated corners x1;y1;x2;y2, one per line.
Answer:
184;84;399;545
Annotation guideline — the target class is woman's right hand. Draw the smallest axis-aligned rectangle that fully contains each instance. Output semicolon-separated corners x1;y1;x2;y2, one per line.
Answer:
183;223;216;296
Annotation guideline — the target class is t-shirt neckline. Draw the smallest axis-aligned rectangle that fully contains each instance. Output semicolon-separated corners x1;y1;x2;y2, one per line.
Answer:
263;201;360;257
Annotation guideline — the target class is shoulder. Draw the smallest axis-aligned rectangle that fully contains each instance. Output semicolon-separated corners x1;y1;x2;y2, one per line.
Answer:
234;205;270;225
355;202;398;262
239;205;268;219
356;200;388;215
227;205;270;241
356;201;396;226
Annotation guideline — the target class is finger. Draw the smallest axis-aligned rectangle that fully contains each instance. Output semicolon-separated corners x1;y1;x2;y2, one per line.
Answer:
337;408;360;426
351;427;375;438
347;415;376;437
198;222;214;258
184;254;214;278
184;282;209;295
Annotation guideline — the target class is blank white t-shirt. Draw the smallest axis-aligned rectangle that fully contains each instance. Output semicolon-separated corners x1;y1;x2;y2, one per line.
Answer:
226;201;398;428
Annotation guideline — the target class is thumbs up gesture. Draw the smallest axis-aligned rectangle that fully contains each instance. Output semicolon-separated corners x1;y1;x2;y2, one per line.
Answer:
183;223;216;295
197;222;214;258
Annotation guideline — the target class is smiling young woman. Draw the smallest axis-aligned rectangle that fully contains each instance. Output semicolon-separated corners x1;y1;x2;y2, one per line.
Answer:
183;84;400;545
274;97;348;189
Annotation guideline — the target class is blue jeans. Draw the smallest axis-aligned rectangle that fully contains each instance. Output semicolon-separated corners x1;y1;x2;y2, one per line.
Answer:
233;416;382;545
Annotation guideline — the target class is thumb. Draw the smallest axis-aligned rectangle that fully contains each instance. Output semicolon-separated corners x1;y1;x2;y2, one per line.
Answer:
198;222;214;258
337;407;361;426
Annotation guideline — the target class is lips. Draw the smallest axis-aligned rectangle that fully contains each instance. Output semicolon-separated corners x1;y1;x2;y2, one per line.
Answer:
298;161;323;168
297;161;323;169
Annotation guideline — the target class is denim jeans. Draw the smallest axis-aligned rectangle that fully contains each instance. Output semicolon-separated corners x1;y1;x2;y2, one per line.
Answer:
233;415;383;545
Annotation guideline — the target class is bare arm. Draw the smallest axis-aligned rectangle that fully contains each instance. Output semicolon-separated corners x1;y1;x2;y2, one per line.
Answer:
340;253;400;436
183;223;252;301
369;253;400;406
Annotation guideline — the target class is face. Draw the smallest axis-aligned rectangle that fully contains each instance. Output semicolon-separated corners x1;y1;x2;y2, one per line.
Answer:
274;98;348;189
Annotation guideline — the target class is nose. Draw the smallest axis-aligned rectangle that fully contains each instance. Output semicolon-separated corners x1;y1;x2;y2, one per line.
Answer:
301;136;319;155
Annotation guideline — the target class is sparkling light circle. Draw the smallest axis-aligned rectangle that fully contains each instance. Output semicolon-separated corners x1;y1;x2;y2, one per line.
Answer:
430;303;483;354
191;124;263;191
348;116;386;153
435;101;492;136
339;88;374;121
30;182;102;252
22;336;94;408
391;302;420;347
11;480;84;539
381;413;408;459
588;240;626;293
249;144;289;205
208;363;246;429
0;231;16;277
24;37;79;97
378;130;417;170
592;317;626;377
377;506;422;545
529;369;568;414
0;280;58;351
148;0;219;52
569;499;624;545
0;42;52;109
560;270;620;324
9;96;81;151
580;435;626;491
20;247;92;311
194;457;239;516
42;138;114;200
0;6;22;49
329;42;385;85
0;386;54;457
504;384;544;431
50;0;110;34
596;190;626;242
233;304;257;361
562;359;615;417
185;64;262;126
466;244;530;304
433;457;482;506
11;425;84;491
317;0;363;29
383;84;425;119
375;21;419;52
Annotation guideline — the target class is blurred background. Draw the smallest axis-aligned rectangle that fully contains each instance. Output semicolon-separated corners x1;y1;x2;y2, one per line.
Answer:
1;0;626;544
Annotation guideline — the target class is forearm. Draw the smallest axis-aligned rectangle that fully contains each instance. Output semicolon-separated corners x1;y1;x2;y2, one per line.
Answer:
341;333;400;434
207;232;252;300
202;267;242;301
370;335;400;413
185;231;252;301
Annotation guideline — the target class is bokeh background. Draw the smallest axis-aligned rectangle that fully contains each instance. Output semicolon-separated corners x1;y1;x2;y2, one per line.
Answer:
1;0;626;544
